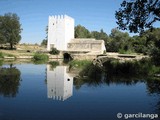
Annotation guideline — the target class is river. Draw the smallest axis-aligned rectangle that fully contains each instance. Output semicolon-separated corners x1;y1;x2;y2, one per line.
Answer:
0;62;159;120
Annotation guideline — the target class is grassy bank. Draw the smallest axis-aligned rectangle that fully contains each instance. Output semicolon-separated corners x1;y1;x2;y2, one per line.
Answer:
0;52;16;58
69;60;92;69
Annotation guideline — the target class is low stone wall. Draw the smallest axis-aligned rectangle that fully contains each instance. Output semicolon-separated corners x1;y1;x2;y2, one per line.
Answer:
49;55;63;59
72;54;97;60
67;39;105;54
3;56;15;59
16;56;33;59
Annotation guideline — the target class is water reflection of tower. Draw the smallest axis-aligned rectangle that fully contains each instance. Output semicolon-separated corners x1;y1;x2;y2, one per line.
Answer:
46;65;73;101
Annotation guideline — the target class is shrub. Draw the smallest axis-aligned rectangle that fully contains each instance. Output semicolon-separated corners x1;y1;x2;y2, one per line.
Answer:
33;53;49;61
49;48;60;55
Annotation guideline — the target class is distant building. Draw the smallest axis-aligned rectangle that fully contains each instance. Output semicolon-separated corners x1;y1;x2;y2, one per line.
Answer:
46;65;73;101
47;15;106;54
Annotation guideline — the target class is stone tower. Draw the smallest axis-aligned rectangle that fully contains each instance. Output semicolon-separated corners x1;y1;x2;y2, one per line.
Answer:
47;15;74;51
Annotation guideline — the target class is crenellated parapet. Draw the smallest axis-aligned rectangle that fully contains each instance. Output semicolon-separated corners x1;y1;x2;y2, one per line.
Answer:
49;15;74;20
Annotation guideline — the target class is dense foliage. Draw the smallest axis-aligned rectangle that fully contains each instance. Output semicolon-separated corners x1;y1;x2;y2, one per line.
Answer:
115;0;160;33
75;24;159;53
115;0;160;65
0;13;22;49
75;25;91;38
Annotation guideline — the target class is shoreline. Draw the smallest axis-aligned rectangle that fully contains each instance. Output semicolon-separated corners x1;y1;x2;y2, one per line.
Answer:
0;53;149;61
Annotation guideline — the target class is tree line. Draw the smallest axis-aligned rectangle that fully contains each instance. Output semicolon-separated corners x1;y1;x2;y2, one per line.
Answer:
75;25;160;54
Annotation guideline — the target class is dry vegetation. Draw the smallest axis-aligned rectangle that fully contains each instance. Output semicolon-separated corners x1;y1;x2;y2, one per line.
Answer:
0;44;46;57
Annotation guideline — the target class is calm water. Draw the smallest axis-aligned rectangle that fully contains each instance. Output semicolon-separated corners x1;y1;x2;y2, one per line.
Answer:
0;63;160;120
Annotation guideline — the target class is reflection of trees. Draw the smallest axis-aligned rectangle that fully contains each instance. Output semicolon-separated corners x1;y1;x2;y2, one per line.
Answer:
74;58;160;89
146;79;160;114
0;65;21;97
73;60;160;114
74;63;103;89
103;58;156;78
49;61;59;70
74;63;142;89
146;80;160;95
74;76;141;90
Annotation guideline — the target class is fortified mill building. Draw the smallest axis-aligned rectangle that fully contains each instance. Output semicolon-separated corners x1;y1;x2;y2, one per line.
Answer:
47;15;106;54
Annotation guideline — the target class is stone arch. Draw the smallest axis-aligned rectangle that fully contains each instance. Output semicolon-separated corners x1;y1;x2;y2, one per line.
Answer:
63;53;73;61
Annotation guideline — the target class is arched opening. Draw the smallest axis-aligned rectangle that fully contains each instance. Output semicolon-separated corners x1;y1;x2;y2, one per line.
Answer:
63;53;73;61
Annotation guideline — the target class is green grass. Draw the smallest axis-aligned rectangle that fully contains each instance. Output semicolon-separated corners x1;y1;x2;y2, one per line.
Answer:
69;60;92;69
118;49;135;54
3;53;15;57
0;52;4;58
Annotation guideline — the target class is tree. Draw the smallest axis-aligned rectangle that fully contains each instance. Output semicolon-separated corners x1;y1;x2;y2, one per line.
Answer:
141;28;160;64
75;25;91;38
91;29;108;40
45;25;48;40
107;28;132;52
0;16;6;44
90;31;100;39
0;13;22;49
91;29;109;50
115;0;160;33
41;39;47;46
41;26;48;47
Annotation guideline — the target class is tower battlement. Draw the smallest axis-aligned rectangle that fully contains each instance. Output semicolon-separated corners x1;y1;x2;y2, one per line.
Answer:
49;15;73;20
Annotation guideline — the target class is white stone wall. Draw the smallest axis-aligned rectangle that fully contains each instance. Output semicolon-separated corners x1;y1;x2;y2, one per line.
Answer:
46;65;73;101
67;39;106;54
47;15;74;51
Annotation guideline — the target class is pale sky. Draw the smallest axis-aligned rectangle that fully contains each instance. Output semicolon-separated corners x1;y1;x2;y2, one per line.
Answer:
0;0;159;44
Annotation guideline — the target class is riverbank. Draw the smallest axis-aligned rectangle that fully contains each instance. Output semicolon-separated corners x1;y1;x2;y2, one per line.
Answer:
0;49;148;61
